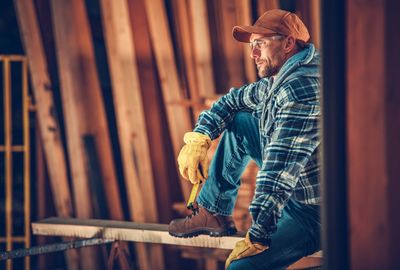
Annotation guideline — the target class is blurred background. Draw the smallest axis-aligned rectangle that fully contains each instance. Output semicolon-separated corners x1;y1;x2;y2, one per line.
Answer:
0;0;320;269
2;0;400;270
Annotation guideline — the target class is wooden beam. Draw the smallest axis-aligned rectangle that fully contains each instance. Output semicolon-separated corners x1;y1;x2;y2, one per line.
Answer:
50;0;128;268
13;0;73;221
170;0;202;118
32;218;245;249
126;2;185;267
33;218;323;267
309;0;321;48
50;0;124;222
236;0;257;83
257;0;279;16
99;0;164;269
144;0;194;199
188;0;216;98
50;0;93;220
218;0;246;87
347;0;400;268
295;1;321;47
126;0;179;224
13;1;79;268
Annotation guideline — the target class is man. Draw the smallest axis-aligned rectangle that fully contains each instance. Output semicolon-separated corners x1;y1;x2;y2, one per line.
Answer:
169;9;321;270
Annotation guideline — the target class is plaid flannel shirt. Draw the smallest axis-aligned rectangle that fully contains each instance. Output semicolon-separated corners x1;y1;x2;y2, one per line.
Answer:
194;44;321;240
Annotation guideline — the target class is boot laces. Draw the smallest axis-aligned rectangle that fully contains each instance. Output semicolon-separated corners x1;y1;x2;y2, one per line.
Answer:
186;207;200;219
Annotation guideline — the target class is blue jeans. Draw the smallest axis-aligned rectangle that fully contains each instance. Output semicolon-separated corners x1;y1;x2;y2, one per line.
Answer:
197;112;321;270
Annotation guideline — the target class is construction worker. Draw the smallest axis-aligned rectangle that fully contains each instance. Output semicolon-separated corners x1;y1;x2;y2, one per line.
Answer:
169;9;321;270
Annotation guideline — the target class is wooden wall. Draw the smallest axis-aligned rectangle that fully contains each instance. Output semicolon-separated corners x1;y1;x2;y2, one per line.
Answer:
347;0;400;269
13;0;321;269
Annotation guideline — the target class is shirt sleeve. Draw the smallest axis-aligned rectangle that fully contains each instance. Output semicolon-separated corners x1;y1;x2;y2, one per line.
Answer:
193;80;267;139
249;85;320;240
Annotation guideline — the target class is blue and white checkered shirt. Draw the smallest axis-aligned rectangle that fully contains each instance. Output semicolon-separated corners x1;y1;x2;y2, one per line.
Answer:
194;44;321;239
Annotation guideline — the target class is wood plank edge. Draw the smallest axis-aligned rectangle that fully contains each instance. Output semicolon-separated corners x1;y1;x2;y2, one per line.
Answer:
32;218;244;250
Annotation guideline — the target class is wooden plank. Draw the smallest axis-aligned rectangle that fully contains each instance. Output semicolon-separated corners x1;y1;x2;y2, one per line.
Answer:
126;2;184;268
309;0;321;48
236;0;257;83
188;0;216;98
218;0;246;87
347;0;400;268
296;0;321;48
13;1;79;269
50;0;92;219
144;0;194;199
13;0;73;221
126;0;178;223
50;1;127;268
99;0;164;269
32;218;245;249
170;0;202;118
50;0;124;222
295;1;320;47
257;0;279;16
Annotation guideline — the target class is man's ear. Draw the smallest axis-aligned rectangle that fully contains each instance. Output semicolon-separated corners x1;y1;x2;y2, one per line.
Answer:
283;36;296;53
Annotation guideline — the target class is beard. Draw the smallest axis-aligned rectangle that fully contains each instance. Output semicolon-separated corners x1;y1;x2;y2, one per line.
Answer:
256;52;285;78
257;63;280;78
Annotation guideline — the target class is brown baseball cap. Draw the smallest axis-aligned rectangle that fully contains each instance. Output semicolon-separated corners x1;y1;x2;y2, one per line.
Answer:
232;9;310;43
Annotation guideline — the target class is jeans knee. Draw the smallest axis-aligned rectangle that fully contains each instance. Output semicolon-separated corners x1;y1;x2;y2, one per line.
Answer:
226;260;242;270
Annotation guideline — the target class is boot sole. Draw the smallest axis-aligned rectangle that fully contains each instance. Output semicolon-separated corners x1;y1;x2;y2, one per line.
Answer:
169;227;237;238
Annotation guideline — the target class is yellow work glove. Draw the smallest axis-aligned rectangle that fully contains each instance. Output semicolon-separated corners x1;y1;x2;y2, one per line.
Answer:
177;132;211;184
225;232;269;269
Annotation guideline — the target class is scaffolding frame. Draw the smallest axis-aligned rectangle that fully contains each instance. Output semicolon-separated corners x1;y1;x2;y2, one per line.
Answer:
0;55;30;270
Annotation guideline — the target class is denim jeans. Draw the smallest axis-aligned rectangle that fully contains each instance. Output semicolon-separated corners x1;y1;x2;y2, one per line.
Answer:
197;112;321;270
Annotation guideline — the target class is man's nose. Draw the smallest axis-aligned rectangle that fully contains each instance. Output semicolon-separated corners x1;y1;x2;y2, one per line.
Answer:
250;48;260;60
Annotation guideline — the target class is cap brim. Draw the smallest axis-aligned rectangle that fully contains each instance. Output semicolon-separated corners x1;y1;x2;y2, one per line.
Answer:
232;25;277;42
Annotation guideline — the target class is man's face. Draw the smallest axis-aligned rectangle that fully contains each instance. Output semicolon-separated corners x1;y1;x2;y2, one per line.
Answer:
249;33;287;78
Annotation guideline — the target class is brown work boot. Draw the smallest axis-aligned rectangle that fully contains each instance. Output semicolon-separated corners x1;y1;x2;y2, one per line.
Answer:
168;206;237;238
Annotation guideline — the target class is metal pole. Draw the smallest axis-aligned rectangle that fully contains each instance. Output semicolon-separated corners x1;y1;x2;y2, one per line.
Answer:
22;57;31;270
4;56;13;270
0;238;114;261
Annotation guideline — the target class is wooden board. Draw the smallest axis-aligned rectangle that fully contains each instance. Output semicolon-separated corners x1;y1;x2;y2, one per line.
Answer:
296;0;320;48
32;218;323;255
236;0;257;83
33;218;323;268
13;0;73;220
257;0;279;16
32;218;245;249
218;0;246;87
144;0;194;199
50;1;126;268
188;0;216;98
13;1;79;268
49;0;127;220
99;0;163;269
170;0;202;118
347;0;400;268
50;0;124;221
309;0;321;48
126;0;182;225
50;0;93;220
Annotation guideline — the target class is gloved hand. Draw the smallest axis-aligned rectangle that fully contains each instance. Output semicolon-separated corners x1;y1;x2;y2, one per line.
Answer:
177;132;211;184
225;231;269;269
